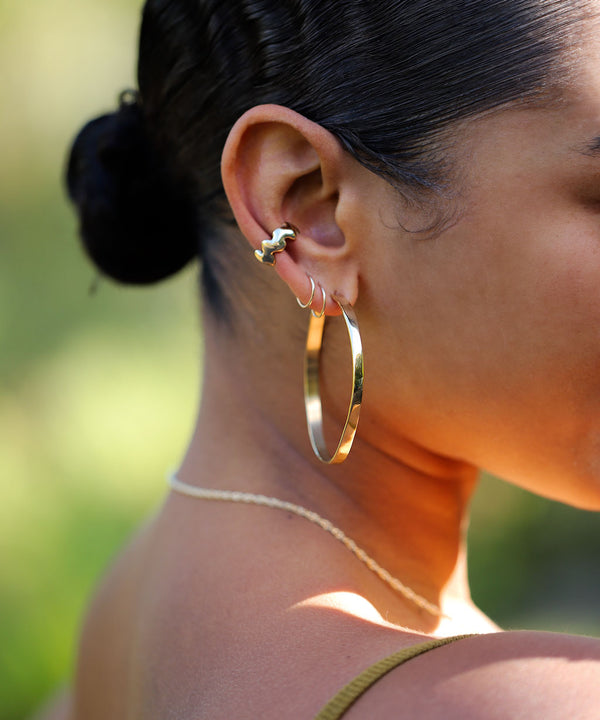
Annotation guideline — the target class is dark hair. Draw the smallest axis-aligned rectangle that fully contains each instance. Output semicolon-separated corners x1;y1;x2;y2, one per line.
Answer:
67;0;585;307
67;93;198;284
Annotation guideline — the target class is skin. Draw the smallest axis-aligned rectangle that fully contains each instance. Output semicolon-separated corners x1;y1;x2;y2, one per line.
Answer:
43;13;600;720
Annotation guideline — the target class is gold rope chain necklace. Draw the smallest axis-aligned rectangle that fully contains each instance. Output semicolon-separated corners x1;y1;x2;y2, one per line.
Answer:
167;473;443;618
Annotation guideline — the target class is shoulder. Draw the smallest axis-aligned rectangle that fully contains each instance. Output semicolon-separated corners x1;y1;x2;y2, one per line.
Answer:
73;518;159;718
343;631;600;719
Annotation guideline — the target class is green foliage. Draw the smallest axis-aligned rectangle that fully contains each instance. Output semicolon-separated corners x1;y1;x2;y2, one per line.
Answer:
0;178;199;717
469;476;600;634
0;3;198;718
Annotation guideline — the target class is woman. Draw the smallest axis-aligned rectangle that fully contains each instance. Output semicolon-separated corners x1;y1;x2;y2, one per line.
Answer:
60;0;600;717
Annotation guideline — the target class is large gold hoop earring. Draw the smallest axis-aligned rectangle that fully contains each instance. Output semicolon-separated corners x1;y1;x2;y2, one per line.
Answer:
304;294;363;464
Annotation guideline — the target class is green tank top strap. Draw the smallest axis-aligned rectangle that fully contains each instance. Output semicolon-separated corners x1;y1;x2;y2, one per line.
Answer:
314;634;473;720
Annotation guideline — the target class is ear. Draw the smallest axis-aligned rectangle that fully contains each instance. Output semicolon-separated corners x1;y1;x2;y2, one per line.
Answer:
221;104;360;314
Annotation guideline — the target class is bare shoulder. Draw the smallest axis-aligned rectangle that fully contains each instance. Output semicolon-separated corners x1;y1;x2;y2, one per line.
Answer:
344;631;600;719
72;516;159;719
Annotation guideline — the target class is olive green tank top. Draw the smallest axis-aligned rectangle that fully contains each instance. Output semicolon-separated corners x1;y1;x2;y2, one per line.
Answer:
314;635;472;720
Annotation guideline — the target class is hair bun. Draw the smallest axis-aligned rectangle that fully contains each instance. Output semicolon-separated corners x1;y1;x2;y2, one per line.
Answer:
66;94;198;285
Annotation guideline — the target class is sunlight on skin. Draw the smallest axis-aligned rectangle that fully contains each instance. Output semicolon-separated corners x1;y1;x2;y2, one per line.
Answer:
292;592;500;637
292;592;398;627
436;599;502;637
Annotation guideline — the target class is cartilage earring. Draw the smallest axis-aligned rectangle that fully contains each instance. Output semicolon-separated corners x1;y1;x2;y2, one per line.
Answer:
297;275;316;309
304;293;363;464
254;222;298;266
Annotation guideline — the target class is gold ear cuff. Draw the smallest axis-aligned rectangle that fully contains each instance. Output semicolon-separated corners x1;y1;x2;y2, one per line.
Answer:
254;222;298;265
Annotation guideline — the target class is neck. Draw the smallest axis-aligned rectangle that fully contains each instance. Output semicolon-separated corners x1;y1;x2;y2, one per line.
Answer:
176;317;481;633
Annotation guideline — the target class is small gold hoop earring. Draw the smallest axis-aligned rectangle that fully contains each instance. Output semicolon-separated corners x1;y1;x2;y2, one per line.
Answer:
254;222;298;266
297;275;316;309
311;285;326;318
304;294;363;464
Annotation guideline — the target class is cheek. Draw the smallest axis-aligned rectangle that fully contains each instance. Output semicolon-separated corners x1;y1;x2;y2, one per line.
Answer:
367;205;600;479
501;222;600;380
440;197;600;377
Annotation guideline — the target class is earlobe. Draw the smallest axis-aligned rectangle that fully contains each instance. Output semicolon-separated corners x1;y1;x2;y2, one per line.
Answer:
221;104;359;314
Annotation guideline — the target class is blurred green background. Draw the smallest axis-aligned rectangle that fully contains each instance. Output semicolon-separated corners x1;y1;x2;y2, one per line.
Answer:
0;1;598;718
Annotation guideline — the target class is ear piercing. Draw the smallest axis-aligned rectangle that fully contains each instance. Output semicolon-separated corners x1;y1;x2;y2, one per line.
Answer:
310;285;326;318
296;276;316;308
255;223;327;318
296;275;327;318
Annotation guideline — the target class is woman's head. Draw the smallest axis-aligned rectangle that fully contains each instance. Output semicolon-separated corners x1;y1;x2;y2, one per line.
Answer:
68;0;587;313
67;0;600;510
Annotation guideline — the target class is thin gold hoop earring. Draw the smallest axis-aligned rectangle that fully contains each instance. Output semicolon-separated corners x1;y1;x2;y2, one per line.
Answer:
297;275;316;309
304;294;363;464
311;285;326;318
